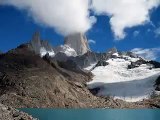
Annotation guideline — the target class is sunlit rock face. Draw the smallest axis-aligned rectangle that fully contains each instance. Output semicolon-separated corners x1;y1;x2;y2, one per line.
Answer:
64;33;90;55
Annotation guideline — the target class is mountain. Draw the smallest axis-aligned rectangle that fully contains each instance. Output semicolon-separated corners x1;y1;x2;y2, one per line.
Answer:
64;33;90;55
0;33;160;109
0;44;112;108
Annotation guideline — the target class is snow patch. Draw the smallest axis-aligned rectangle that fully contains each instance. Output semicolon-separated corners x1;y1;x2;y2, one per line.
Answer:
58;45;77;57
40;47;55;57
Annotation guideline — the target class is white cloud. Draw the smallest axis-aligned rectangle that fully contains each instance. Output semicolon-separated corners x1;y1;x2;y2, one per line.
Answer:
1;0;160;40
155;27;160;37
88;39;96;44
91;0;160;40
133;31;140;37
1;0;96;36
131;47;160;60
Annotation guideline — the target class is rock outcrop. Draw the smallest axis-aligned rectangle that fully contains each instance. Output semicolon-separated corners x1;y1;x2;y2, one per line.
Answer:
90;60;109;71
64;33;90;55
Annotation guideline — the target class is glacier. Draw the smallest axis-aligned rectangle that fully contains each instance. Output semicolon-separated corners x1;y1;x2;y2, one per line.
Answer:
86;54;160;102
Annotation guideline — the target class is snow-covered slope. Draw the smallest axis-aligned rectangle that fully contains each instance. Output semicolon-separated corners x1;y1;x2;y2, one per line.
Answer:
54;45;77;57
86;53;160;102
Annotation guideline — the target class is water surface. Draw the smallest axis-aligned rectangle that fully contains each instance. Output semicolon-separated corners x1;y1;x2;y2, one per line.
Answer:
20;109;160;120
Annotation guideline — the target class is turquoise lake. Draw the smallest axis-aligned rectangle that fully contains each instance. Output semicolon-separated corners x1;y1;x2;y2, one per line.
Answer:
20;109;160;120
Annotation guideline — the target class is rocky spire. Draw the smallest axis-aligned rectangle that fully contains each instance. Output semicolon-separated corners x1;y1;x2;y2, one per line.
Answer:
30;31;41;54
30;32;55;57
64;33;90;55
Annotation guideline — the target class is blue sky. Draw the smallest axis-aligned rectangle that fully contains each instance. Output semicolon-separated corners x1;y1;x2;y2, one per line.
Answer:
0;2;160;61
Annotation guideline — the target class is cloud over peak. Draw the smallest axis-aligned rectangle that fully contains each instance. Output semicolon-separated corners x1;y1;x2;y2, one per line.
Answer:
1;0;96;36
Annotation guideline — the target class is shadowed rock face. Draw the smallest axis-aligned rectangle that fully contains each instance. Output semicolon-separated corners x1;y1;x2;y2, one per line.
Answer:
127;59;160;69
149;61;160;68
64;33;90;55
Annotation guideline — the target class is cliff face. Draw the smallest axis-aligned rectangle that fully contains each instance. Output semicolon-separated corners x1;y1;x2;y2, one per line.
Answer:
64;33;90;55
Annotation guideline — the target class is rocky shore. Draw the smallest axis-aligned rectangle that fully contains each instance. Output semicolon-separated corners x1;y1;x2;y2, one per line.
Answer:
0;103;37;120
